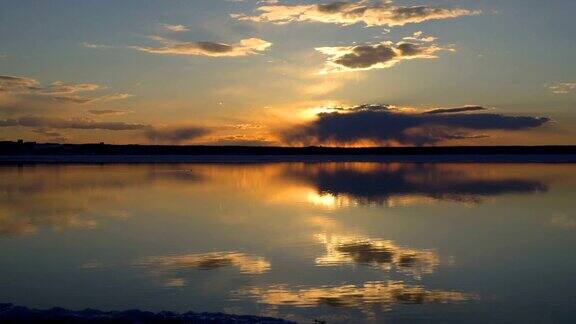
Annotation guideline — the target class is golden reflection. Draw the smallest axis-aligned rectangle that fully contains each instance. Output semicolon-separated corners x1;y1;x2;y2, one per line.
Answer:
0;163;570;237
550;214;576;230
235;281;476;309
0;165;202;236
306;191;354;209
137;252;271;275
315;234;439;277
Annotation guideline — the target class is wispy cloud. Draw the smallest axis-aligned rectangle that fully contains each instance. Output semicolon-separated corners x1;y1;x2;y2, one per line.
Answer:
549;82;576;94
81;42;113;49
0;115;148;131
132;36;272;57
87;109;128;116
160;23;189;32
0;75;131;104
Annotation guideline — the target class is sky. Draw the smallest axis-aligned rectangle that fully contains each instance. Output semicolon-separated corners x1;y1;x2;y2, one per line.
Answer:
0;0;574;146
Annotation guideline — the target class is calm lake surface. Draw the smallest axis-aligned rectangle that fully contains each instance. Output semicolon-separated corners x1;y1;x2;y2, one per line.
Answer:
1;163;575;323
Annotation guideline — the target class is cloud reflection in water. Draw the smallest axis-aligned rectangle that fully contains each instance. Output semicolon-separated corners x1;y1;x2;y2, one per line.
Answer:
286;163;548;206
235;281;476;309
0;166;203;236
135;252;271;287
315;234;439;277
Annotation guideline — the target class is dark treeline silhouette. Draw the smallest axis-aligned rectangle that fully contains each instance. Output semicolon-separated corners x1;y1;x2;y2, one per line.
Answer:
1;141;576;156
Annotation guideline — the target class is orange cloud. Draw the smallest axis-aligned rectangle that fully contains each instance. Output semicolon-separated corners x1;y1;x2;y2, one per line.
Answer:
233;0;480;27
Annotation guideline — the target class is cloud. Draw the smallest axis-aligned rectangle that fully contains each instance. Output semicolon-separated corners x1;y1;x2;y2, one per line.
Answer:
0;75;39;90
145;126;211;144
0;75;130;104
280;104;550;146
81;42;113;49
132;36;272;57
424;105;486;114
0;115;148;131
87;109;128;116
160;23;189;32
232;0;480;27
549;82;576;94
0;77;99;95
316;40;451;73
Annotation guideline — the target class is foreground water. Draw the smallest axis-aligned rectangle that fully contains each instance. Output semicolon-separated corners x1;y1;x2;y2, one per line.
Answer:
1;163;575;323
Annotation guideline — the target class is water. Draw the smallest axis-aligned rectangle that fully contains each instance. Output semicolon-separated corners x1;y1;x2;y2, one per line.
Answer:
1;163;575;323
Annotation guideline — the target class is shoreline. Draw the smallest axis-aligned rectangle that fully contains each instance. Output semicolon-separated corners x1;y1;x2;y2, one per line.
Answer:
2;154;576;164
0;304;294;323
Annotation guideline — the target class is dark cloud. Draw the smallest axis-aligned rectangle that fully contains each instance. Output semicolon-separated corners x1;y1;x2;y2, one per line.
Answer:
281;105;550;146
145;126;210;144
317;2;353;14
0;115;148;131
87;109;127;116
51;96;94;104
195;42;234;53
335;44;396;69
285;163;548;205
317;41;448;72
424;105;486;114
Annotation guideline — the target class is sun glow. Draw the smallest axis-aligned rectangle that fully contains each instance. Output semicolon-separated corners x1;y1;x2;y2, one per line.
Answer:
300;104;340;120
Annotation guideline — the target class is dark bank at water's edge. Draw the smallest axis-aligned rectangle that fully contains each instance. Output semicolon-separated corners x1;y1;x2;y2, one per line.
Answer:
2;141;576;163
0;303;295;323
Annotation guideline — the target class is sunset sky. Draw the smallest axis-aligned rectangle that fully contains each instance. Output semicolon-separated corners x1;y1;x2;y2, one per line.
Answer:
0;0;574;146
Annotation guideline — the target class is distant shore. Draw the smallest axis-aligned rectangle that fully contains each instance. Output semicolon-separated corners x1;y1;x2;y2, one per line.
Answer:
2;154;576;163
2;141;576;163
0;304;294;323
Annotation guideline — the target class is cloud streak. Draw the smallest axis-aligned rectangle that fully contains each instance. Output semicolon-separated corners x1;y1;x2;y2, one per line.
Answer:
235;281;475;309
0;116;148;131
280;104;550;146
132;36;272;57
549;82;576;94
0;75;130;104
233;0;480;27
160;23;189;32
